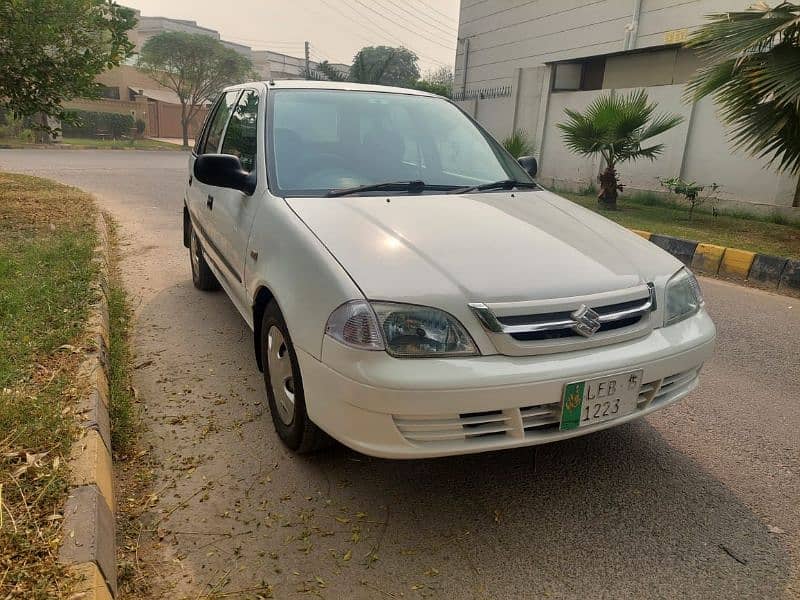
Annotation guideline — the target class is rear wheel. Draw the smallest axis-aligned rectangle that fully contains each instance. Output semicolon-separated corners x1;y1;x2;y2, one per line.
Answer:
190;227;220;291
261;301;330;453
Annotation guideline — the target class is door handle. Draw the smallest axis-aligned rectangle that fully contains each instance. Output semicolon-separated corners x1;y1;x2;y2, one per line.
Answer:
207;194;214;210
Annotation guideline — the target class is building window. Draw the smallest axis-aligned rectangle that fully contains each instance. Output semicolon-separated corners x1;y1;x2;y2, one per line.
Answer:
552;58;606;92
99;86;120;100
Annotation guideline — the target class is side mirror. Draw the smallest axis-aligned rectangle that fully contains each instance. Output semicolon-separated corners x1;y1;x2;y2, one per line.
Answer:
518;155;537;178
194;154;256;195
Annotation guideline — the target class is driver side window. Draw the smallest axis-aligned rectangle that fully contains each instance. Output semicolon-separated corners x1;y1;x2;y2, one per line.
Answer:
221;90;259;172
199;91;240;155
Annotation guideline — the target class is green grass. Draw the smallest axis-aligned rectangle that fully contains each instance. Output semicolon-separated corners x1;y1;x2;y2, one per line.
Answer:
559;190;800;259
0;136;185;151
60;137;185;151
0;173;97;598
107;233;136;456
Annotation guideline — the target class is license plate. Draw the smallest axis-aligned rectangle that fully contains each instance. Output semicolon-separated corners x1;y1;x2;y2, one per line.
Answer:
560;370;643;431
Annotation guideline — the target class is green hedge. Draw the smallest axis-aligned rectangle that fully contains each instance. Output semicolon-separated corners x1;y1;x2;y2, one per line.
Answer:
62;110;135;139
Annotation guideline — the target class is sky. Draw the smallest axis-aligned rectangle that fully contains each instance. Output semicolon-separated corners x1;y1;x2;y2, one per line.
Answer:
122;0;461;75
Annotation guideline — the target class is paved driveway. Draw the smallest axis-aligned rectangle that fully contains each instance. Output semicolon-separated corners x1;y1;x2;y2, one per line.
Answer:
2;149;798;599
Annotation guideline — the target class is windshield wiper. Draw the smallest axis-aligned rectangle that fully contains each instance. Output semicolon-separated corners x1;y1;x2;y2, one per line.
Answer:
326;180;459;198
448;179;539;194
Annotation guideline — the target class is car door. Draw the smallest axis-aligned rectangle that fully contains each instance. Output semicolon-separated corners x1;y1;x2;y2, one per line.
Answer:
212;88;262;310
187;89;241;288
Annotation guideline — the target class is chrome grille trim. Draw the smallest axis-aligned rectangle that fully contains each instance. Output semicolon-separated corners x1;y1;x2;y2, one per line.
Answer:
469;284;655;336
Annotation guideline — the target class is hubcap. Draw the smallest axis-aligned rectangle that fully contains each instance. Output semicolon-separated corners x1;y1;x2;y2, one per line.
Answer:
190;229;200;276
267;325;295;425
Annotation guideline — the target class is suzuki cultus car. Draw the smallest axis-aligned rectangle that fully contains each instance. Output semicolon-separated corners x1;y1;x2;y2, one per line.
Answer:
183;81;715;458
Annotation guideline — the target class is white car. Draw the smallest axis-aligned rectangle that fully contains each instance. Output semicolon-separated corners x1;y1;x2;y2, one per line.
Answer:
183;80;715;459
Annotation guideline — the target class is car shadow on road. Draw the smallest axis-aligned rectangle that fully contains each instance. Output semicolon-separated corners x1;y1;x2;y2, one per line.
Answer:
301;422;790;598
131;279;791;599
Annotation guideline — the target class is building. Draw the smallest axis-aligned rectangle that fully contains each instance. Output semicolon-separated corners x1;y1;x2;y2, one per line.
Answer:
64;8;348;139
454;0;799;216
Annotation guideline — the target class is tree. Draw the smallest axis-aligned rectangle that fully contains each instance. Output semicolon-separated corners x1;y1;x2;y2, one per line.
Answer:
557;90;684;210
314;60;349;82
685;2;800;207
349;46;420;86
423;66;454;95
137;32;253;147
411;79;451;97
0;0;136;139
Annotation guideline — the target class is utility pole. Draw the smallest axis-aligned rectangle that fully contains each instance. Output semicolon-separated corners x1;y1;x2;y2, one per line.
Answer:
461;37;470;94
304;41;311;79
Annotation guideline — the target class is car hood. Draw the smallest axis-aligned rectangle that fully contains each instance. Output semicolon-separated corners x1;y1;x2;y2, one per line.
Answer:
286;190;682;304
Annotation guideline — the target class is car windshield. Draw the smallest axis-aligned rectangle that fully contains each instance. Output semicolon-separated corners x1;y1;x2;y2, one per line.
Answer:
267;89;532;197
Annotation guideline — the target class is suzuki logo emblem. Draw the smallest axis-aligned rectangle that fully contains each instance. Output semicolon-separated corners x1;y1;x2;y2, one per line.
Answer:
571;304;602;337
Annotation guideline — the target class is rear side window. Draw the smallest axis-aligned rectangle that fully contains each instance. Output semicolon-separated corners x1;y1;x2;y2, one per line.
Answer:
199;91;240;154
221;90;259;172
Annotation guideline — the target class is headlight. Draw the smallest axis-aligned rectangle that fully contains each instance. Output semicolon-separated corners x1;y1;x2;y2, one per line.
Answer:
325;301;479;357
371;302;479;357
664;268;703;326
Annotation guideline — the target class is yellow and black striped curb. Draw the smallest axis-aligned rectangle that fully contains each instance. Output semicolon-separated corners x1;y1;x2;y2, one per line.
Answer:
58;213;117;599
630;229;800;297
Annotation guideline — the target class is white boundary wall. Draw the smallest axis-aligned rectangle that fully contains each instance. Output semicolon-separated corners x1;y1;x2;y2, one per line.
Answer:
456;68;799;217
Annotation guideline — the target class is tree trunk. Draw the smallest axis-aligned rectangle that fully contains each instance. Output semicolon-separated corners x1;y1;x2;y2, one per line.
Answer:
36;113;51;144
793;174;800;208
597;165;620;210
181;102;189;149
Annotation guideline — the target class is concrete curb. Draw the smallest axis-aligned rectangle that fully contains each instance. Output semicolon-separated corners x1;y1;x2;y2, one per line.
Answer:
59;212;117;599
632;228;800;297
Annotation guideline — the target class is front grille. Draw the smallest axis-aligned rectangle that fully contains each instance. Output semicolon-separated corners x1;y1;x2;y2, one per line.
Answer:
468;284;656;356
393;367;701;448
498;297;648;342
393;411;516;443
393;404;560;445
521;403;561;434
508;315;642;341
638;368;700;409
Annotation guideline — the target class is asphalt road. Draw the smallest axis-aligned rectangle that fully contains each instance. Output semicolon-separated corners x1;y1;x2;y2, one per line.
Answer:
2;149;798;599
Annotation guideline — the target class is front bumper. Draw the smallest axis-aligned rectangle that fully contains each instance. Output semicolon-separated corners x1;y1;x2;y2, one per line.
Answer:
297;309;716;458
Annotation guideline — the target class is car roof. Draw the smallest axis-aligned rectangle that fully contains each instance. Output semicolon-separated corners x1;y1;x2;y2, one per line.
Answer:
223;79;440;98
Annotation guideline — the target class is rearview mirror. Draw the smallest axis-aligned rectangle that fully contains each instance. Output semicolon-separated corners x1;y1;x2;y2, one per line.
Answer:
194;154;256;195
518;155;537;178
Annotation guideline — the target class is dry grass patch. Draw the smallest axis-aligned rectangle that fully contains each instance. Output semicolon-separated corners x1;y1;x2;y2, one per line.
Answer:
0;173;97;598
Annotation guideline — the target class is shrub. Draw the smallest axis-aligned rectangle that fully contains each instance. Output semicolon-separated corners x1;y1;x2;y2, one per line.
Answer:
658;176;720;220
61;110;135;139
134;119;146;136
0;110;31;139
501;129;536;158
412;79;452;98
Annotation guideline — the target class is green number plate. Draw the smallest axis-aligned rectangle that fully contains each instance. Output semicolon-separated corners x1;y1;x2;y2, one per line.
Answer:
560;371;643;431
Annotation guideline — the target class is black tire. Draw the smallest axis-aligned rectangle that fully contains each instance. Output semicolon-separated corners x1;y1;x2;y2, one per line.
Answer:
189;226;220;291
261;300;330;453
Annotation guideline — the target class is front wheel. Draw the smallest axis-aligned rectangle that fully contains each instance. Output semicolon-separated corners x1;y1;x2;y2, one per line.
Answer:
261;301;330;453
189;227;220;291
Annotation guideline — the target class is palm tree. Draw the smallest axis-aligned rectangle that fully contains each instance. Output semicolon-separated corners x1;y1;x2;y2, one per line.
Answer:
557;89;684;209
502;129;536;158
685;2;800;207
